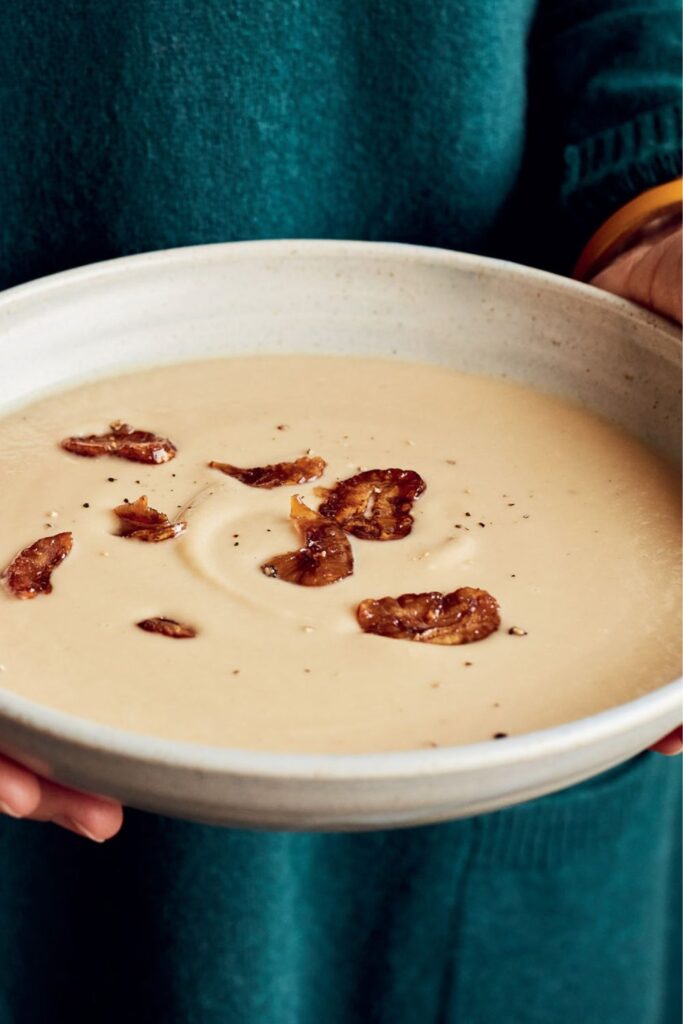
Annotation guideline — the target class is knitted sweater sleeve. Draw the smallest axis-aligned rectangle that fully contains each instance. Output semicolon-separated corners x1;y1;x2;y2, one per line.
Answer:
528;0;681;264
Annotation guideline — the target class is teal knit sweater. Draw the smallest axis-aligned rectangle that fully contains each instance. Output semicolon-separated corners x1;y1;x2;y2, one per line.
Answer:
1;0;680;285
0;3;681;1023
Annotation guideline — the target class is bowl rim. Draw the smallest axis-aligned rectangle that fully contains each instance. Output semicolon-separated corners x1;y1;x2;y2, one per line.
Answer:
1;676;680;781
0;238;680;782
1;237;680;345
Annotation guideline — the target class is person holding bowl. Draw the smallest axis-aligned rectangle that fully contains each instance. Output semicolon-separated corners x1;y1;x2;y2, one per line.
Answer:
0;2;680;1022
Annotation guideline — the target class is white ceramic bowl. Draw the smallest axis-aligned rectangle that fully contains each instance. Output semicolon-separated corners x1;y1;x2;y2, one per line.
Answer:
0;241;680;829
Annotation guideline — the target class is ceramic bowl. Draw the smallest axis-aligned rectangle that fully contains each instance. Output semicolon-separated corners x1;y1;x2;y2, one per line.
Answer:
0;241;680;829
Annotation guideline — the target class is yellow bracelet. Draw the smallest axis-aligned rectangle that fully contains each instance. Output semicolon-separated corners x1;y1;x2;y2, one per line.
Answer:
573;178;682;281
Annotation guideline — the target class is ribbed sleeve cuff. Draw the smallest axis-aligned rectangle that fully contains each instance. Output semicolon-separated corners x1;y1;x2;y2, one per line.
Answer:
561;103;682;254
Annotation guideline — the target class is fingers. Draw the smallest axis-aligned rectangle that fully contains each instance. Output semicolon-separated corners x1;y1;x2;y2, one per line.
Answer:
591;223;682;325
650;726;683;756
0;753;43;817
0;753;123;841
626;229;683;325
31;777;124;841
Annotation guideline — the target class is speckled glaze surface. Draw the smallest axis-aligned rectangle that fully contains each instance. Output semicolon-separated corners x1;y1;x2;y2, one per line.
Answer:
0;241;680;829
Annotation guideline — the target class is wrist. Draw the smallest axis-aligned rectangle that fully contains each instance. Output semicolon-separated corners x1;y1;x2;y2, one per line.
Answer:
573;179;682;281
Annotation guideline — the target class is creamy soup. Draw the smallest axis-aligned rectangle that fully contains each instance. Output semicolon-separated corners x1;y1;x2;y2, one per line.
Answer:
0;356;680;753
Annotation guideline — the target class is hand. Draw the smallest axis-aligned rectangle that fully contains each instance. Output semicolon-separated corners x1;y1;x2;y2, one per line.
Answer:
649;727;683;756
0;752;123;841
591;218;682;756
590;220;682;325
